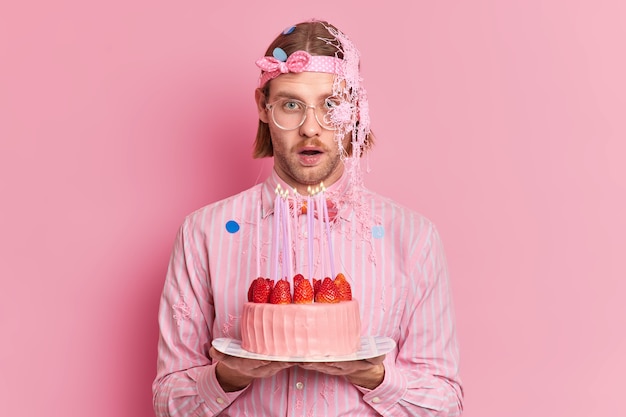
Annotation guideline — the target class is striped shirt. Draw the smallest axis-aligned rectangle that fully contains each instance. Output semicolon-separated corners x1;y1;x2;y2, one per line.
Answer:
153;170;463;416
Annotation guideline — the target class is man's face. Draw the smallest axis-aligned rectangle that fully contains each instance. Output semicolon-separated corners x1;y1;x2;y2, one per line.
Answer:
256;72;349;194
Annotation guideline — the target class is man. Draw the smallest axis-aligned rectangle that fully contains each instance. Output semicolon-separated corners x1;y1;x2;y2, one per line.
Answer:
153;20;463;416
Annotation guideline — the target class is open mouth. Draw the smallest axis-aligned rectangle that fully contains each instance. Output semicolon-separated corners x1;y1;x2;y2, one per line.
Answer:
300;150;322;156
298;148;323;166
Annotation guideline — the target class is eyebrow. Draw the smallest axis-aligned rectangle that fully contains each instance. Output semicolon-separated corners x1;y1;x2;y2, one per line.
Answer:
271;90;335;102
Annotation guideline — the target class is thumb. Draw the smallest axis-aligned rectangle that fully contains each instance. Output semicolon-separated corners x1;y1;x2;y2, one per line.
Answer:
209;347;226;361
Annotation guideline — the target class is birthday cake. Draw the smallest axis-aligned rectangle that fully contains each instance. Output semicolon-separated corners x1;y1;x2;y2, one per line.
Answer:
241;184;362;357
241;273;361;357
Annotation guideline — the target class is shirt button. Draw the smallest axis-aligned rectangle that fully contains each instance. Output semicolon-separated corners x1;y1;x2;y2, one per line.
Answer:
295;382;304;390
216;397;225;404
372;396;381;403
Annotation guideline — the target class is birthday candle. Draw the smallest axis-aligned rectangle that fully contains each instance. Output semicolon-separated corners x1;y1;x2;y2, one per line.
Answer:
316;186;325;277
281;190;290;281
256;200;261;278
291;189;299;274
307;186;313;280
284;190;293;280
322;185;336;278
272;186;280;282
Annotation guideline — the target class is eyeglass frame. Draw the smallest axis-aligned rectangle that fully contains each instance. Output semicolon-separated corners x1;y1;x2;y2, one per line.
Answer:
264;97;342;131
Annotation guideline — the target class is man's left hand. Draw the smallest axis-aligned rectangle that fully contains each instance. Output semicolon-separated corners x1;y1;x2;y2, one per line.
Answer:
298;355;385;390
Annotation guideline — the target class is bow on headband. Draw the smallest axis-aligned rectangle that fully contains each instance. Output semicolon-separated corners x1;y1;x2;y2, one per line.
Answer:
256;49;344;87
256;50;312;77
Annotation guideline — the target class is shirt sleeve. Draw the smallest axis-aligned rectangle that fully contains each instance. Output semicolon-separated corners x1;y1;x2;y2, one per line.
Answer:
357;222;464;416
152;217;247;416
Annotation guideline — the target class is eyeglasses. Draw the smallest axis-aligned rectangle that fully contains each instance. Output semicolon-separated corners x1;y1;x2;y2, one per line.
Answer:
265;97;344;131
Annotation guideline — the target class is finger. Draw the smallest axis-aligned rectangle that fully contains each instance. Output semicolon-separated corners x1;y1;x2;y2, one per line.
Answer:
209;347;226;361
365;354;386;365
298;362;350;376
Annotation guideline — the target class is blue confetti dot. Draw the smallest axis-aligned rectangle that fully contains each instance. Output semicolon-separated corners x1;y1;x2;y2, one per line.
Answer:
372;225;385;239
225;220;240;233
273;47;288;62
282;25;296;35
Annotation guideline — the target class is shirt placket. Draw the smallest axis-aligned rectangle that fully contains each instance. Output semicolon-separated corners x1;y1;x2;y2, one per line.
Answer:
288;366;308;416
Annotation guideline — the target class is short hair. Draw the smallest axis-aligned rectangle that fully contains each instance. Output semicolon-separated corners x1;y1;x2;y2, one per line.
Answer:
253;20;374;159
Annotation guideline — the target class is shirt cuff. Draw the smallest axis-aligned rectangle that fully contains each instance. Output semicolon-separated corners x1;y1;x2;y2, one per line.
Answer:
196;363;247;413
357;363;407;414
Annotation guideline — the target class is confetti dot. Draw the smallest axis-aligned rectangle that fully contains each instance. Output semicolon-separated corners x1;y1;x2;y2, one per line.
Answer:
282;25;296;35
273;47;288;62
372;225;385;239
225;220;240;233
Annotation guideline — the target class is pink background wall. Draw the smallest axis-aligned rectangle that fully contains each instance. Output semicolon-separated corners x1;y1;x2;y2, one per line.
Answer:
1;1;624;416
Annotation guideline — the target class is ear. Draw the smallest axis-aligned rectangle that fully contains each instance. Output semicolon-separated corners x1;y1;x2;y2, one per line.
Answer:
255;88;270;123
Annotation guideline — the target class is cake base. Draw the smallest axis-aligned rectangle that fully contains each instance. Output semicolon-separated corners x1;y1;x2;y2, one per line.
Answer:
241;300;361;357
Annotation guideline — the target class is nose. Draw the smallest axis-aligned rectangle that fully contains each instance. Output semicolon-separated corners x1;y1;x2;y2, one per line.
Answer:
299;106;321;137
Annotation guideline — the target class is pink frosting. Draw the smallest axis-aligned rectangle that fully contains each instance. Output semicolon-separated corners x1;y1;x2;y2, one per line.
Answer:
241;300;361;357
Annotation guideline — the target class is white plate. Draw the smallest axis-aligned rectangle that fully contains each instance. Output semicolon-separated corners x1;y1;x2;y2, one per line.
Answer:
212;336;396;362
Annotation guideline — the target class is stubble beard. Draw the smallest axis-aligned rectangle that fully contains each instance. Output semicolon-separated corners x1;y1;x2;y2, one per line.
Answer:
273;146;343;190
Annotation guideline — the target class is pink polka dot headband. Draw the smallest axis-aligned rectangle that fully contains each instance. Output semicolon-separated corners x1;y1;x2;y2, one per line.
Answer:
256;48;345;88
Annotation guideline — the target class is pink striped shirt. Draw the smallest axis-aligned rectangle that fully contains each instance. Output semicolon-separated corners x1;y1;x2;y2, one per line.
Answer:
153;171;463;416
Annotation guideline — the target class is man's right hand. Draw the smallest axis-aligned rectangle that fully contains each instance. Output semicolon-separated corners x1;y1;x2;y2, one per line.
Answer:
209;347;296;392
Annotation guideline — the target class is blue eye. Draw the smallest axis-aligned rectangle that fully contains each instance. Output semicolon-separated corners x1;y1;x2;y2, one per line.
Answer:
324;97;342;109
282;100;303;112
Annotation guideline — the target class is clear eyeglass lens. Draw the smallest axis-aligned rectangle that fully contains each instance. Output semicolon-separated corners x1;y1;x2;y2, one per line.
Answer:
268;98;339;130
